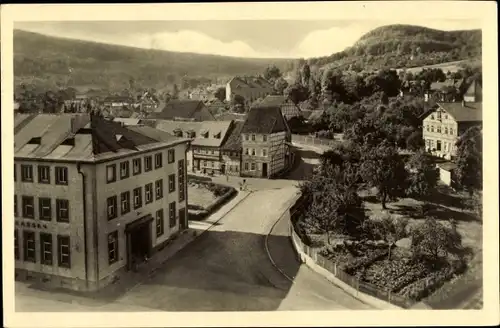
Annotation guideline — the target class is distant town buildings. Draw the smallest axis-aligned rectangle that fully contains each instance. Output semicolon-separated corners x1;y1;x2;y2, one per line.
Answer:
257;95;302;120
14;112;190;291
225;76;274;103
149;100;215;122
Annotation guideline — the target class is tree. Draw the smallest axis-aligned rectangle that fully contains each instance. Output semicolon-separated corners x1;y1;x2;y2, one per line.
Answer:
406;130;425;151
301;63;311;86
299;164;365;243
172;84;179;99
406;150;439;198
465;191;482;220
410;217;464;265
232;94;245;106
273;77;289;95
360;141;408;209
455;126;482;194
263;65;282;82
364;214;409;260
284;83;309;105
214;87;226;102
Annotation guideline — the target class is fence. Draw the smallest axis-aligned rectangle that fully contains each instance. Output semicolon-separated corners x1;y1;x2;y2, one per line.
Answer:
289;218;416;309
291;134;340;147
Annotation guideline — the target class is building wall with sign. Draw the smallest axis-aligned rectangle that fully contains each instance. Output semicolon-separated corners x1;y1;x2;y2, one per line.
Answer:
14;160;92;290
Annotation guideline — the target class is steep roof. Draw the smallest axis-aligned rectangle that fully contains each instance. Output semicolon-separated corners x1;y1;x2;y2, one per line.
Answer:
149;100;208;120
14;113;187;162
241;106;289;134
221;121;244;151
145;119;232;148
437;102;482;122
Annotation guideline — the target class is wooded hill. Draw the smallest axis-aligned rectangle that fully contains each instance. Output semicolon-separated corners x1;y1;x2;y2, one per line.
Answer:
307;25;482;72
13;30;293;93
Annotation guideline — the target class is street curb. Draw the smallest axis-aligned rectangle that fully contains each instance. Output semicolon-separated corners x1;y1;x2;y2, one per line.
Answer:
264;193;302;284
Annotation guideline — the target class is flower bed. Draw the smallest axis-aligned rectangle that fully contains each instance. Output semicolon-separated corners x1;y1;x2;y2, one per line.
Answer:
188;181;236;221
399;260;467;301
363;258;429;293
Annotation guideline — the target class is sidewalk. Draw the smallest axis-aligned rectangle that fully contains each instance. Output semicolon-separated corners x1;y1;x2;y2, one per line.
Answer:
26;190;252;303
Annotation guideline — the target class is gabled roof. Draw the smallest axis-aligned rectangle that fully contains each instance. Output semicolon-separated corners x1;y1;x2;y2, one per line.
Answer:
437;102;482;122
258;95;288;107
241;106;289;134
14;113;187;162
430;78;464;92
144;119;232;148
149;100;208;120
221;121;245;151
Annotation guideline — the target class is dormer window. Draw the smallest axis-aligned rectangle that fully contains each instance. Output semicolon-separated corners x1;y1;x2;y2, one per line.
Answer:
174;129;183;138
213;132;221;139
61;138;75;146
28;137;41;145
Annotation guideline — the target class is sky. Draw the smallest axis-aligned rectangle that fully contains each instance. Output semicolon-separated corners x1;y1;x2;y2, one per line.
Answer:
15;19;481;59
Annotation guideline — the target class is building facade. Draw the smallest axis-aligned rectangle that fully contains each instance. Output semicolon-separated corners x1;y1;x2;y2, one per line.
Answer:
239;106;293;178
220;121;244;176
225;76;274;103
14;113;190;291
422;101;482;159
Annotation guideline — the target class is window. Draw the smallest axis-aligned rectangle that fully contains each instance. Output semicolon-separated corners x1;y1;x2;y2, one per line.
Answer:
133;187;142;209
145;156;153;172
39;198;52;221
145;183;153;204
450;128;454;135
56;235;71;268
40;233;53;265
14;230;20;260
38;166;50;184
263;135;267;142
426;125;429;132
107;196;117;220
245;134;249;141
178;160;185;202
169;174;176;193
23;231;36;263
169;202;176;228
107;231;118;265
22;196;34;219
168;149;175;164
444;127;448;134
155;153;163;169
444;114;448;119
437;111;442;120
431;114;435;120
245;148;249;155
55;167;68;185
211;149;215;155
444;142;448;151
431;125;434;133
106;164;117;183
155;179;163;200
251;134;255;141
436;140;442;151
133;158;142;175
21;164;33;182
56;199;69;222
14;195;18;217
156;209;164;237
245;162;249;170
121;191;130;215
262;149;267;157
120;161;130;179
251;163;256;171
437;126;441;133
251;149;256;156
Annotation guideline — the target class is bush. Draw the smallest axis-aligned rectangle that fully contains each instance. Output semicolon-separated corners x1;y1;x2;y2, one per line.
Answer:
315;130;334;139
343;248;388;274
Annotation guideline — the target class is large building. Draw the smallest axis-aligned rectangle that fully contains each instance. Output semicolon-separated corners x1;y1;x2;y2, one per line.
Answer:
14;113;190;291
240;106;293;178
422;100;482;159
225;76;274;103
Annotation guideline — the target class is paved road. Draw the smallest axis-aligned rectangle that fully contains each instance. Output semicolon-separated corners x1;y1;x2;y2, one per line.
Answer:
16;186;370;311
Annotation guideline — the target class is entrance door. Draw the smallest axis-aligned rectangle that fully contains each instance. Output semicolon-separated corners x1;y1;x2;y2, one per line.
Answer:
126;216;153;270
262;162;268;177
179;208;187;230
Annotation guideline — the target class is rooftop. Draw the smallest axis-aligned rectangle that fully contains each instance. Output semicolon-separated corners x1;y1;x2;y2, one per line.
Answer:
221;121;245;151
437;102;482;122
14;113;188;163
241;106;289;134
430;78;464;91
149;99;208;120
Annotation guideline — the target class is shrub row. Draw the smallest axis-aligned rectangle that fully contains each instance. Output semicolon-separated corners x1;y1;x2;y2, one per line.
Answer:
343;248;389;274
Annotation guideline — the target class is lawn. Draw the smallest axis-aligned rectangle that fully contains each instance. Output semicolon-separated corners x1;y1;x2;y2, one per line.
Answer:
188;181;218;209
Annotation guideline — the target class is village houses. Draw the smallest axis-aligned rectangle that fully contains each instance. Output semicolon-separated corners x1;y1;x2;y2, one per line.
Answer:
256;95;303;120
148;100;216;122
225;76;274;103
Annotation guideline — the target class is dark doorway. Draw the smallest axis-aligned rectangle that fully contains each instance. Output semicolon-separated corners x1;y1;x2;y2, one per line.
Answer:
437;140;442;151
179;208;187;230
126;215;153;271
220;164;225;174
262;162;268;177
